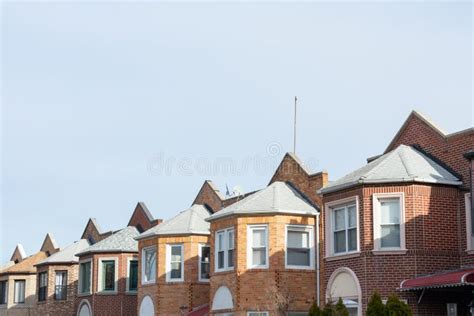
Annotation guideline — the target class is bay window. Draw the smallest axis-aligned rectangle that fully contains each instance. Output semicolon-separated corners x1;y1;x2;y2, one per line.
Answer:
286;225;314;269
0;281;7;304
247;225;268;269
373;193;405;251
78;260;92;295
98;258;117;292
215;228;234;272
142;246;156;284
14;280;25;304
38;272;47;301
199;244;210;281
127;259;138;292
166;244;184;282
54;271;67;300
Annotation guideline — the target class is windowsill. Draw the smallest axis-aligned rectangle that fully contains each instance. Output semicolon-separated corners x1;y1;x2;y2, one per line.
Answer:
214;268;234;274
325;252;361;261
466;249;474;255
97;291;117;295
77;292;92;297
372;249;407;255
141;281;156;286
37;301;46;304
125;291;137;295
247;266;269;270
198;279;210;283
285;265;315;270
166;280;184;283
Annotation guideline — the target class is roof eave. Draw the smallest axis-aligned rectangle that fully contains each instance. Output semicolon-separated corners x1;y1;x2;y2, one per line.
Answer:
76;249;138;257
207;209;319;222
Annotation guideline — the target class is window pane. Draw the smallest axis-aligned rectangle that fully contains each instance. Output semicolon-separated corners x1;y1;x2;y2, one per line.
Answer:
14;280;25;303
228;230;234;249
288;231;308;248
252;229;266;247
218;233;224;251
80;262;91;293
171;246;182;262
144;248;156;282
252;248;266;266
334;208;346;230
348;228;357;251
170;262;182;279
287;248;310;266
102;261;115;291
380;199;400;224
381;224;401;248
200;246;210;280
129;261;138;291
218;251;224;269
334;230;346;253
228;249;234;267
0;281;7;304
348;205;357;228
55;272;67;300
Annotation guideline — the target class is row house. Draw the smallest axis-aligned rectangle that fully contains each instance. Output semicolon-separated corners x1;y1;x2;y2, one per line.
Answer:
0;234;59;316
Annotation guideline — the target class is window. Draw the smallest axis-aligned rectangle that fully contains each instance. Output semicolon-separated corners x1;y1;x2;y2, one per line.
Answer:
166;244;184;282
373;193;405;251
215;228;234;272
14;280;25;303
78;260;92;294
247;312;269;316
38;272;48;301
199;244;210;282
127;259;138;292
447;303;457;316
99;259;117;292
247;225;268;269
0;281;7;304
286;225;314;269
142;246;156;284
333;204;357;254
54;271;67;300
466;193;473;251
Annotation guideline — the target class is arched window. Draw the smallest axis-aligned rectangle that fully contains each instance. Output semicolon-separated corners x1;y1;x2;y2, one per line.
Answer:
212;286;234;311
77;299;92;316
327;267;362;316
139;295;155;316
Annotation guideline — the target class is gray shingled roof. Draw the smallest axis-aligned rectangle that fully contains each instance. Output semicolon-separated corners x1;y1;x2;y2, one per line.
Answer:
207;181;318;221
76;226;139;256
320;144;462;194
36;239;90;266
137;205;211;240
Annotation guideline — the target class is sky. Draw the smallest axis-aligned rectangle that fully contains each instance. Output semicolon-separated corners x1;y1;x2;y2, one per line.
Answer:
1;2;472;262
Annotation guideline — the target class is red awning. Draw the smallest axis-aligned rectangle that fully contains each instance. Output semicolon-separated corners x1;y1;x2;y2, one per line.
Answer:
399;268;474;291
185;304;209;316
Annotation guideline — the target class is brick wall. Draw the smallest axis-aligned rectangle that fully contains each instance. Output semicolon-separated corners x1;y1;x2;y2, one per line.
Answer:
209;214;317;316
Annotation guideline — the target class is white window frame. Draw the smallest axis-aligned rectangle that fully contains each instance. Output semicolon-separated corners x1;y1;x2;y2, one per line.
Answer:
166;244;184;282
126;257;138;293
325;196;360;258
198;244;210;282
97;257;118;293
215;227;235;272
466;193;473;252
141;246;157;285
247;312;269;316
373;192;406;252
78;258;93;295
247;225;269;269
14;280;25;304
285;224;315;269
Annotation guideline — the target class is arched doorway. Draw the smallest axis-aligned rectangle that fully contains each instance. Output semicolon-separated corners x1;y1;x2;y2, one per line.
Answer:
212;286;234;311
77;300;92;316
327;267;362;316
139;295;155;316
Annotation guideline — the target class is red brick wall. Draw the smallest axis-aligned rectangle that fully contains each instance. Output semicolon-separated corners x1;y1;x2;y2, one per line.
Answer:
75;252;138;316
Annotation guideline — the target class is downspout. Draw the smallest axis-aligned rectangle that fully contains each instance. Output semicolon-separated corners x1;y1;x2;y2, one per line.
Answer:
316;213;320;307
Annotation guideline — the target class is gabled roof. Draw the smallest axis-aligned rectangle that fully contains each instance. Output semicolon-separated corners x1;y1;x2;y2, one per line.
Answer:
76;226;139;256
137;205;211;240
10;244;27;262
40;233;60;254
207;181;319;221
0;252;47;275
80;218;112;241
320;145;462;194
36;239;90;266
127;202;155;227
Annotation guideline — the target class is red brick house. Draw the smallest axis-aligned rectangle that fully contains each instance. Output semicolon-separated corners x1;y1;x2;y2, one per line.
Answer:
319;111;473;315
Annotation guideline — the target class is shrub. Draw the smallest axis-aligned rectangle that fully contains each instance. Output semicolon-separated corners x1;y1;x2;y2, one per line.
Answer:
308;301;322;316
367;292;385;316
385;294;412;316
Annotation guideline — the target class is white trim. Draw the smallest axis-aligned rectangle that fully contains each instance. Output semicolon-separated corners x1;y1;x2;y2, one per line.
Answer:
247;312;269;316
465;193;472;251
285;224;315;270
326;267;362;316
126;257;138;293
141;246;157;285
247;225;269;269
78;258;93;296
166;244;184;282
215;227;234;273
372;192;406;252
97;257;118;294
324;196;360;258
77;299;93;316
198;244;210;282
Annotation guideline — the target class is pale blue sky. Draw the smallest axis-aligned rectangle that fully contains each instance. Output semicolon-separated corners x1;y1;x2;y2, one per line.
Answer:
1;2;472;262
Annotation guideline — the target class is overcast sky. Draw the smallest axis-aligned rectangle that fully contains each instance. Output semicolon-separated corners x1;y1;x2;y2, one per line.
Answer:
1;2;472;262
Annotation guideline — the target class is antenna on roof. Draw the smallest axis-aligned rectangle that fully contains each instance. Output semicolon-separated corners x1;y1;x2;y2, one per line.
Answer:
225;184;231;197
293;96;297;154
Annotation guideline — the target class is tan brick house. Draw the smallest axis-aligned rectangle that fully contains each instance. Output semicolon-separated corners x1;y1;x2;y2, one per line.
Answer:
136;204;212;316
206;181;320;316
319;111;473;315
35;239;89;316
0;234;59;316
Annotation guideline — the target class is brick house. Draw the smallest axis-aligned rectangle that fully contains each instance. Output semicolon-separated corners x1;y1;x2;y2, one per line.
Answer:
74;202;161;316
35;239;89;316
0;234;59;316
319;111;473;315
135;204;212;316
206;181;320;316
